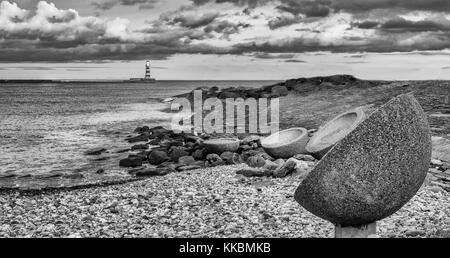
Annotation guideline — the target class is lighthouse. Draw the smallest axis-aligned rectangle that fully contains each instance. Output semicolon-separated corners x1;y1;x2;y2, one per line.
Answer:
145;60;151;80
129;60;156;82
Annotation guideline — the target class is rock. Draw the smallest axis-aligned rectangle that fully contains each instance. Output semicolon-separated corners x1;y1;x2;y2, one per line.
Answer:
220;152;242;165
263;160;280;171
295;94;432;226
178;156;196;166
293;154;316;162
261;128;310;159
218;91;240;99
428;168;441;174
274;159;285;167
192;149;205;160
428;186;444;193
134;126;150;133
148;150;170;165
96;169;105;174
131;144;149;151
405;229;425;237
135;168;170;177
273;158;298;178
206;154;224;167
236;168;273;178
271;85;289;97
170;147;190;162
126;134;149;143
431;159;443;166
84;148;106;156
246;156;266;168
119;157;143;168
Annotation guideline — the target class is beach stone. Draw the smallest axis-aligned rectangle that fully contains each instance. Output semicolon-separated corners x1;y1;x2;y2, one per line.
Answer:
192;149;205;160
119;157;143;168
169;147;190;162
431;159;443;166
178;156;196;166
295;94;432;226
273;158;300;178
148;150;170;165
220;152;242;165
263;160;280;171
206;154;224;167
293;154;316;162
246;156;266;168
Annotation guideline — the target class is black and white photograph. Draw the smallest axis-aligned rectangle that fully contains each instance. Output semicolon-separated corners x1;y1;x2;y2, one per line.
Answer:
0;0;449;243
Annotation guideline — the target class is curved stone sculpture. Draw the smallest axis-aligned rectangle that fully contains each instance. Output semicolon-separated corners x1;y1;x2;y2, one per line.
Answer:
204;138;240;155
261;128;309;159
306;108;366;160
295;94;431;226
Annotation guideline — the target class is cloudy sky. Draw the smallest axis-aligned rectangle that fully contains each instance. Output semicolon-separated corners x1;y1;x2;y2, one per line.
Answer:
1;0;450;80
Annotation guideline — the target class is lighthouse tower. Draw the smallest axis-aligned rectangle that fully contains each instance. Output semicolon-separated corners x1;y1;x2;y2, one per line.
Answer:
145;60;151;80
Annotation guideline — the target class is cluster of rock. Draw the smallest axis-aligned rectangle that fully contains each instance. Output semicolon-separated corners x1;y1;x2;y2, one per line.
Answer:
173;75;362;101
109;125;317;179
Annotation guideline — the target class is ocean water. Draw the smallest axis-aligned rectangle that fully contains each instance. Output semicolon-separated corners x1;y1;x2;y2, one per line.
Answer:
0;81;278;189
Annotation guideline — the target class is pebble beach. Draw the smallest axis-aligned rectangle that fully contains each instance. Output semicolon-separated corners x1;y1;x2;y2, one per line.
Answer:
1;165;449;238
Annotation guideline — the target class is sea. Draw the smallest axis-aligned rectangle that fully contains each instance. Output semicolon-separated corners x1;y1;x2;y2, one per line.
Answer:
0;81;279;189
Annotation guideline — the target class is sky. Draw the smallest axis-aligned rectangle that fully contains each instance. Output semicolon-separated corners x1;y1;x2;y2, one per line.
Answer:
1;0;450;80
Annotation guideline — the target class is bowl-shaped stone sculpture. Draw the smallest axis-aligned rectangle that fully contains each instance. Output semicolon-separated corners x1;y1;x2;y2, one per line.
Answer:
306;108;366;160
204;138;240;155
295;94;431;226
261;128;309;159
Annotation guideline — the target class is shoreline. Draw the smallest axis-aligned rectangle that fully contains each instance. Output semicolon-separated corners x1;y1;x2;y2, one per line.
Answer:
1;164;448;238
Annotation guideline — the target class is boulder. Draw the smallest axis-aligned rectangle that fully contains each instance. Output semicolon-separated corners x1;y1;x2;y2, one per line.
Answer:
246;155;267;168
178;156;196;166
192;149;205;160
295;94;432;226
220;152;243;165
273;158;298;178
170;147;190;162
119;157;143;168
263;160;280;171
206;154;224;167
271;85;289;97
148;150;170;165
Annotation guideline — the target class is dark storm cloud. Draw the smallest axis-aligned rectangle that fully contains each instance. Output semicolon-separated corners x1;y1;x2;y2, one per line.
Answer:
380;17;450;32
91;0;162;10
